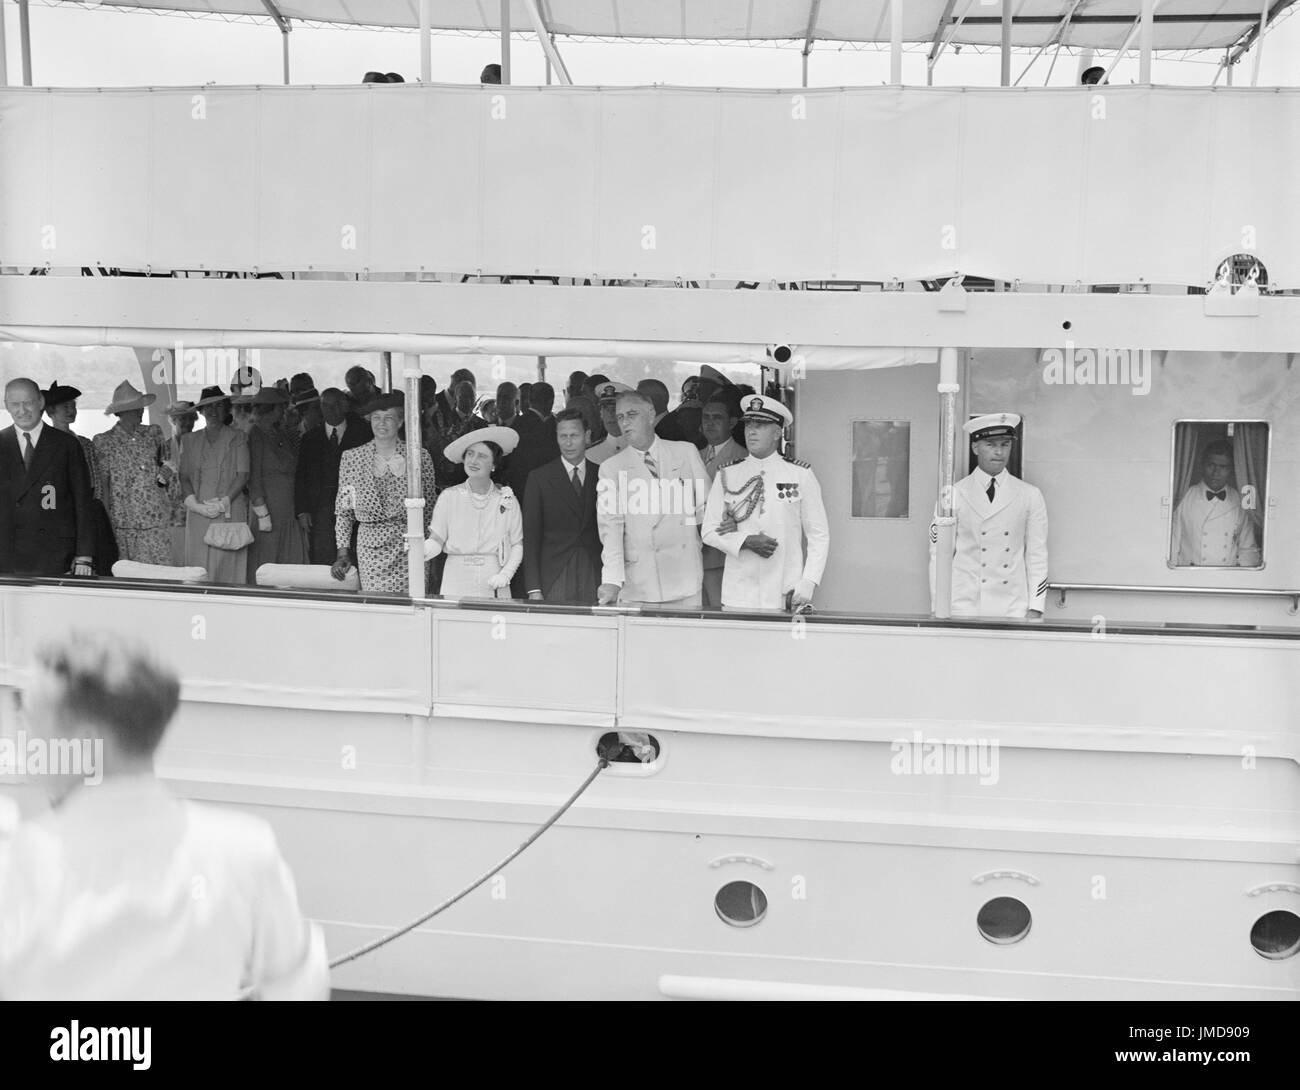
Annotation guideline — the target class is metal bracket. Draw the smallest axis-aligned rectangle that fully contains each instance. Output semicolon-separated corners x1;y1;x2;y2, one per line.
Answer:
937;275;967;312
972;869;1040;886
709;854;775;871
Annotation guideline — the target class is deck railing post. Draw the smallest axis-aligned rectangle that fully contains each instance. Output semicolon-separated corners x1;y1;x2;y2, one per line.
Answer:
0;0;9;87
403;356;426;600
934;346;960;618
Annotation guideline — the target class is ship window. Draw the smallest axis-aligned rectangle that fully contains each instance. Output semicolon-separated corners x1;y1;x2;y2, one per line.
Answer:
851;420;910;518
1168;422;1267;571
1250;910;1300;961
715;881;768;928
597;731;660;764
976;896;1032;945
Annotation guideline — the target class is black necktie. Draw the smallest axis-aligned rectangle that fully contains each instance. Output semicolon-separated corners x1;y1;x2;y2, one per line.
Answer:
986;476;996;503
329;428;340;449
1207;489;1226;502
571;465;583;496
22;433;34;471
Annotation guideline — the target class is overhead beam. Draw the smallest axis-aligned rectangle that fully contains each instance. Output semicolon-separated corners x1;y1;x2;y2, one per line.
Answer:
1225;0;1294;66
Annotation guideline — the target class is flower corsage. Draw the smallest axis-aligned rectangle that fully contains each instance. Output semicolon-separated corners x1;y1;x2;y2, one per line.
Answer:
497;486;516;514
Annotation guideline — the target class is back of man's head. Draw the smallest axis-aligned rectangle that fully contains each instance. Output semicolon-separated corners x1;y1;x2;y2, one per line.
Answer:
481;63;502;85
637;379;669;415
34;633;180;759
530;382;556;415
451;368;476;390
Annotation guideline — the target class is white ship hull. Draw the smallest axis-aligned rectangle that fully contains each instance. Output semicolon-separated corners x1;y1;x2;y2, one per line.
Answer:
3;582;1295;999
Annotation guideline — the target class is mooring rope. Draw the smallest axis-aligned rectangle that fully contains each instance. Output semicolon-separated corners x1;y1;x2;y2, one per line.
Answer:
327;757;609;970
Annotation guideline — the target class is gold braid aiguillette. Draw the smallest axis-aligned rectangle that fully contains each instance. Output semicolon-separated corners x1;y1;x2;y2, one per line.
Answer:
723;471;765;524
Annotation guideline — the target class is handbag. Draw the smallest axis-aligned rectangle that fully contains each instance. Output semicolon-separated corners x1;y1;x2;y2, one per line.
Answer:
204;510;254;551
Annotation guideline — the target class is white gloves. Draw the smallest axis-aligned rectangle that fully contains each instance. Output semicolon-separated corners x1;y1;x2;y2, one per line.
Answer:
185;495;222;519
485;573;511;590
422;537;443;562
253;504;272;533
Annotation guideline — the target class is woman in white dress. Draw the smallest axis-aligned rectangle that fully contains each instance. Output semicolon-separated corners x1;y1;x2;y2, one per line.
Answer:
423;426;523;599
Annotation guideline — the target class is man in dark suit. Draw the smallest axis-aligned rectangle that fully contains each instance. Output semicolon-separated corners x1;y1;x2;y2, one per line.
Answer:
523;408;601;605
294;388;371;564
1;378;94;576
507;381;560;497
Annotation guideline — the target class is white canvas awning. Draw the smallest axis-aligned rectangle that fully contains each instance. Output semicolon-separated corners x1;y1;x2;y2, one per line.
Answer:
35;1;1296;53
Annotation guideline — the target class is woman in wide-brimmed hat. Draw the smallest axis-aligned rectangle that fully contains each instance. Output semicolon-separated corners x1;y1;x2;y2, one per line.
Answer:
92;380;174;566
331;391;437;594
178;386;250;583
421;425;523;599
246;386;307;578
44;381;119;574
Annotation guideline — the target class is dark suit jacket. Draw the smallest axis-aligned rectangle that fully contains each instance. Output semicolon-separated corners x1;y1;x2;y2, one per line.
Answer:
295;414;372;519
507;411;560;499
522;457;601;603
0;425;94;575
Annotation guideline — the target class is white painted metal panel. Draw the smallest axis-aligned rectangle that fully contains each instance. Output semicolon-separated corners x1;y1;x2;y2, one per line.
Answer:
3;87;1296;286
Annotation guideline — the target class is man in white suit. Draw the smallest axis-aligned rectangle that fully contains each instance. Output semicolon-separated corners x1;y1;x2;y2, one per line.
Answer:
1170;439;1261;567
596;390;709;608
702;395;829;612
929;413;1048;620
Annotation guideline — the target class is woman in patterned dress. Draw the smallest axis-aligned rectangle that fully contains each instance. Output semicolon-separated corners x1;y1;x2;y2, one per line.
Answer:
422;426;523;599
92;381;175;566
43;381;118;575
179;387;251;584
246;387;307;579
331;393;437;594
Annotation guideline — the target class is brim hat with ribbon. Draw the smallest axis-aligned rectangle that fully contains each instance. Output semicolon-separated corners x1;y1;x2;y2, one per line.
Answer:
358;391;405;417
740;394;793;428
444;425;521;464
167;400;198;417
192;386;230;410
104;380;158;415
249;387;290;408
964;413;1021;442
43;381;82;408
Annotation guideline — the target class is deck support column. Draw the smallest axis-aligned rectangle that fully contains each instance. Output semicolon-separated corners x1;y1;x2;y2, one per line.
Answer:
0;0;9;87
933;346;960;619
403;355;427;600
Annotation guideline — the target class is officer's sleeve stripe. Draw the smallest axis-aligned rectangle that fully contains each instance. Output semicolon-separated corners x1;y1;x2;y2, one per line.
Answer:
1036;579;1048;595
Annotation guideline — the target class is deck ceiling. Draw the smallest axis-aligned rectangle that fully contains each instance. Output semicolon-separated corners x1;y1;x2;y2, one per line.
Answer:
40;1;1296;53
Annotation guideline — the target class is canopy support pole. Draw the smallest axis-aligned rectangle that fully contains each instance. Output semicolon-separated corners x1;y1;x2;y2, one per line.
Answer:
500;0;511;84
1102;0;1165;85
381;350;393;392
1016;0;1083;86
523;0;571;85
419;0;432;82
801;0;821;88
999;1;1011;87
926;0;963;87
18;0;30;86
1250;0;1270;86
0;0;9;87
402;356;426;600
889;0;903;85
258;2;291;84
933;346;960;619
1138;0;1155;84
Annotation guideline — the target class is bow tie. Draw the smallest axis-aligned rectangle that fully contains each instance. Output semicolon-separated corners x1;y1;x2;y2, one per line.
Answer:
1206;489;1226;502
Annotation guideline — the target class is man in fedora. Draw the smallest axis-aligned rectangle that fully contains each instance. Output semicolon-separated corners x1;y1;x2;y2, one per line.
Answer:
93;381;174;566
0;378;95;576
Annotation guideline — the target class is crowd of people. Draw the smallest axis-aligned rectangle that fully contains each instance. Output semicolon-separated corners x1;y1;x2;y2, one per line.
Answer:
0;362;838;613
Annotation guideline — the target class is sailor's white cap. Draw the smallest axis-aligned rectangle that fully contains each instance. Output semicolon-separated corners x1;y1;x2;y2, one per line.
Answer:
595;380;634;403
740;394;793;427
964;412;1020;442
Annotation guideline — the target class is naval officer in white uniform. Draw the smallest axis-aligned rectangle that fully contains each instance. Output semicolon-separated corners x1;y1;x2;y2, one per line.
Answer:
586;380;632;466
702;395;829;611
929;413;1048;619
1170;439;1261;567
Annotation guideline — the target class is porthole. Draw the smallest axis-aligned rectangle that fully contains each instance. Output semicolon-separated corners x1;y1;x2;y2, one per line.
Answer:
977;896;1031;945
597;731;660;764
1250;910;1300;961
715;881;768;928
